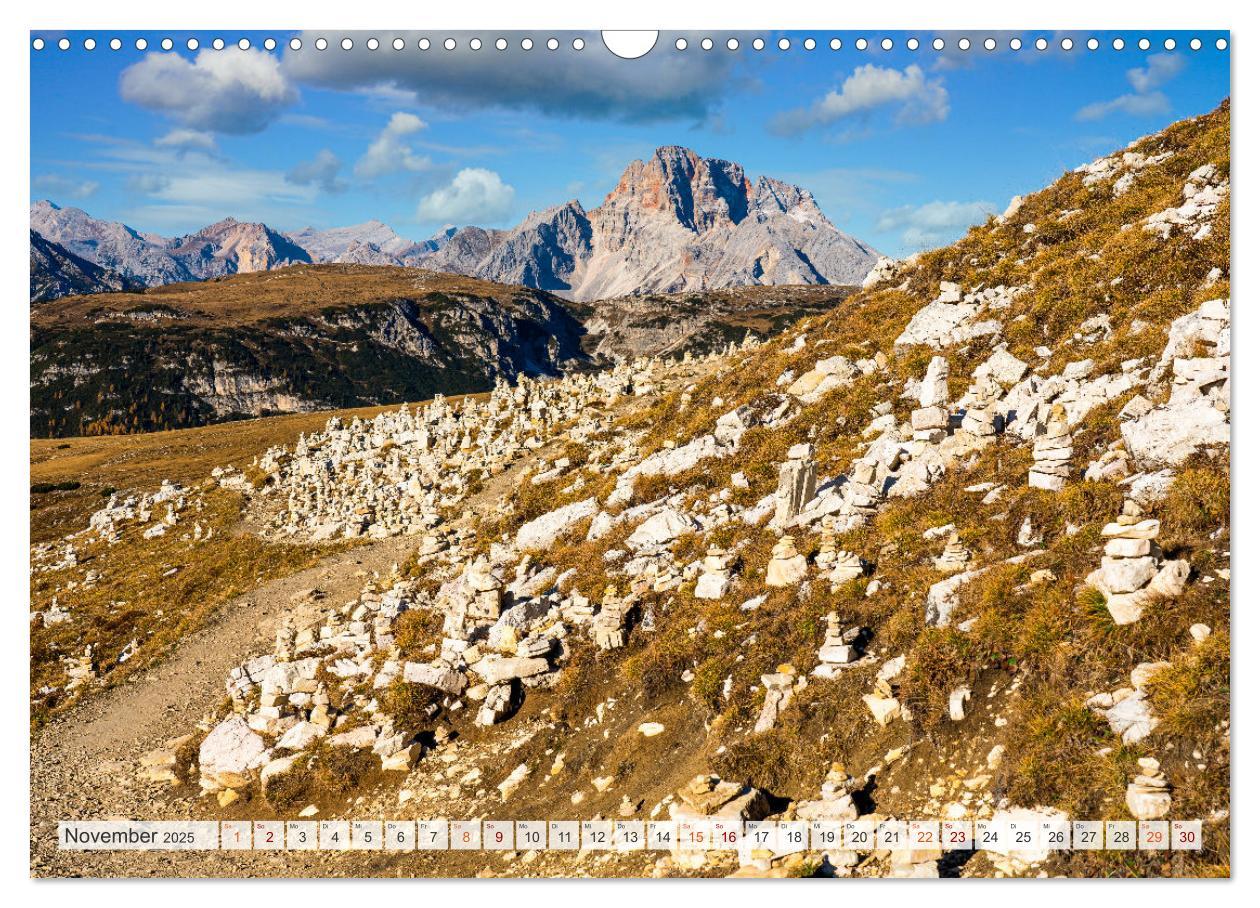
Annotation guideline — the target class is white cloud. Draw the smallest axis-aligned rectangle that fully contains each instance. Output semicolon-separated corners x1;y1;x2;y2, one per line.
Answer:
287;149;346;194
283;30;738;123
354;112;431;179
1077;54;1184;122
154;129;218;153
417;168;515;224
120;48;297;134
33;173;99;200
1126;54;1186;94
1077;93;1172;122
876;199;994;250
146;168;316;210
771;64;949;135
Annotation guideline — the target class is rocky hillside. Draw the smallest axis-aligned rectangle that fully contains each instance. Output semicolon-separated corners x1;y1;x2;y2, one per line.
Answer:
30;202;311;297
29;230;142;305
31;148;877;303
30;266;587;438
31;102;1229;879
575;284;857;362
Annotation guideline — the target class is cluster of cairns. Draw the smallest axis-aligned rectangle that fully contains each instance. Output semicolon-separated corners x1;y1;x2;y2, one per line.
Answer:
1086;499;1190;624
29;480;199;569
159;531;653;804
227;362;682;543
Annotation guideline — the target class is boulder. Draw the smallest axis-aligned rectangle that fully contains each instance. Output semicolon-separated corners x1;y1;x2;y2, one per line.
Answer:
403;661;467;695
199;715;269;791
515;497;599;550
626;508;701;551
472;656;551;685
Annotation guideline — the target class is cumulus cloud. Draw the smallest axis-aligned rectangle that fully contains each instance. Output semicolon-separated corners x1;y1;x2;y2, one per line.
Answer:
282;30;737;123
1077;54;1184;121
770;64;949;136
120;48;297;134
876;199;994;250
154;129;218;154
417;168;515;224
287;149;347;193
33;173;100;200
354;112;431;179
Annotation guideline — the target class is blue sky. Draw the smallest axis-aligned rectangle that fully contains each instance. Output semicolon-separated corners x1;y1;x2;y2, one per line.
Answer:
30;30;1230;257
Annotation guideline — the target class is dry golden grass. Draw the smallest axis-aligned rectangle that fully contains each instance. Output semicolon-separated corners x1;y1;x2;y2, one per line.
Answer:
29;489;339;726
30;264;557;328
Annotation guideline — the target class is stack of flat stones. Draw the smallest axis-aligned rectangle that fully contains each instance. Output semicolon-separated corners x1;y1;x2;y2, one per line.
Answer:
1029;402;1074;491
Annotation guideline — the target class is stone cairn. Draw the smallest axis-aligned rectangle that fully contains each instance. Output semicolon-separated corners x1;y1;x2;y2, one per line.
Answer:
592;586;635;650
694;547;735;600
960;374;1003;440
1029;403;1074;491
63;646;97;691
773;443;817;528
860;656;905;727
817;537;865;589
815;534;839;573
765;535;808;588
911;355;951;443
754;664;798;734
1126;757;1172;820
933;531;973;574
1087;499;1190;624
834;458;882;532
813;612;868;679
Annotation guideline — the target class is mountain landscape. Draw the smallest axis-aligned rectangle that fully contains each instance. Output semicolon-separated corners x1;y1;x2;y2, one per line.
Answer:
31;102;1231;880
29;230;143;304
31;201;313;287
30;146;879;304
30;147;883;439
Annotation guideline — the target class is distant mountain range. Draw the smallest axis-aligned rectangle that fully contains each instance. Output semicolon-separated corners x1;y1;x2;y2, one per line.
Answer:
30;146;879;303
29;230;143;305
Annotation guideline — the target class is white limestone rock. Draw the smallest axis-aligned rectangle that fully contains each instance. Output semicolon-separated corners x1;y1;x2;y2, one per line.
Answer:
199;715;270;791
516;497;599;550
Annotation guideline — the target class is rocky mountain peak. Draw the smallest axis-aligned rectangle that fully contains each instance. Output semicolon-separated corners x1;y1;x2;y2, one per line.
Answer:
605;145;751;234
